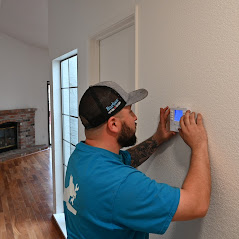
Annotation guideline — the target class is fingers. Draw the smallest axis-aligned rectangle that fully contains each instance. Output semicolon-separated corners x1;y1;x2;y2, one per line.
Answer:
196;113;203;125
180;114;186;131
164;107;170;120
184;110;191;126
189;112;196;125
160;108;164;122
180;110;195;131
160;107;202;130
160;106;170;122
180;111;204;129
163;106;169;111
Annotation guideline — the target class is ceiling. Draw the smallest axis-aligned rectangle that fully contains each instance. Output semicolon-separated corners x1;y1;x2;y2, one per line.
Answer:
0;0;48;49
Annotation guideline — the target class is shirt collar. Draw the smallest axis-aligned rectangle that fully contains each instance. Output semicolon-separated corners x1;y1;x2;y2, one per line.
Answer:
76;141;124;163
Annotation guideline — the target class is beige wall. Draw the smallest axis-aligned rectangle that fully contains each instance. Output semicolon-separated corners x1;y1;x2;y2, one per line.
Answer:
137;1;239;238
49;0;239;238
49;0;135;141
0;32;50;145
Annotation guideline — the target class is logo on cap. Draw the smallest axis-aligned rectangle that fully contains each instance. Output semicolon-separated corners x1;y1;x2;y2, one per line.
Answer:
106;99;121;114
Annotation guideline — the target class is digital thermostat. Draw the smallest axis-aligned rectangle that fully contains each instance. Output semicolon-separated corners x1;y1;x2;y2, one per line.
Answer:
170;108;187;132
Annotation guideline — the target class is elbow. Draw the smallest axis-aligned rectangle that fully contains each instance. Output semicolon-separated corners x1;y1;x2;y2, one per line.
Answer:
195;201;210;218
197;207;208;218
174;189;211;221
193;189;211;219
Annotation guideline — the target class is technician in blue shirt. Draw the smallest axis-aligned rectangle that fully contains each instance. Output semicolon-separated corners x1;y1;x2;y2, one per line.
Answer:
64;81;211;239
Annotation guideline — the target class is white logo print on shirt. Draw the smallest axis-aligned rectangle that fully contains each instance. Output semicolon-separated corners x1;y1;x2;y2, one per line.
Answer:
64;175;79;215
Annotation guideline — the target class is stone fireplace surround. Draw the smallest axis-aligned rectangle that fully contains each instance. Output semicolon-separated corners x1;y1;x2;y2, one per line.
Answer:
0;108;48;162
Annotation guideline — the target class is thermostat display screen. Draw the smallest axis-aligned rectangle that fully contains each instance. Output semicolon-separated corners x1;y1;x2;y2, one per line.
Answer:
174;110;183;121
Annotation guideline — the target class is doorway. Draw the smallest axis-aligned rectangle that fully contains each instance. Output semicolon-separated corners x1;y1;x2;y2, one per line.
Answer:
99;24;135;92
47;81;51;146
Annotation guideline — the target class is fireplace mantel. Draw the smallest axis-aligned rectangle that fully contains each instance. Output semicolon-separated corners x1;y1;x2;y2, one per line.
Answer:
0;108;37;116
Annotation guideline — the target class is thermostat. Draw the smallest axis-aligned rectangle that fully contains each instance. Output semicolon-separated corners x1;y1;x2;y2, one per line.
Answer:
170;108;187;132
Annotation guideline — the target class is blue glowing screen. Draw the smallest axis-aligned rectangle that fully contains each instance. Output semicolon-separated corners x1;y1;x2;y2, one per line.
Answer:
174;110;183;121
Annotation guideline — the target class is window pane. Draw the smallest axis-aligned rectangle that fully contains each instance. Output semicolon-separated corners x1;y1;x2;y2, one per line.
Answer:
61;60;69;88
64;165;67;183
62;115;70;142
69;56;77;87
70;88;78;117
70;117;78;146
62;89;69;115
63;140;71;166
70;144;76;154
61;55;78;185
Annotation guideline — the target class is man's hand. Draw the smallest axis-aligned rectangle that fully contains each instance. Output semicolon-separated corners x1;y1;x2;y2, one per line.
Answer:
179;111;208;151
173;111;210;221
128;106;176;168
153;107;176;144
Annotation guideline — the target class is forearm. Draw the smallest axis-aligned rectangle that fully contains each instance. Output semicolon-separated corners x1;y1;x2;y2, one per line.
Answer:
172;112;211;221
183;146;211;215
127;135;160;168
173;145;211;221
127;107;176;168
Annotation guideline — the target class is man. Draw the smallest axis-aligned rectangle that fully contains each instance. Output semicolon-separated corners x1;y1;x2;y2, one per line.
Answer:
64;81;211;239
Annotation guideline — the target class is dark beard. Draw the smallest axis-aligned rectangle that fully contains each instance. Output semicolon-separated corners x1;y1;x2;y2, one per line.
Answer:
117;122;137;148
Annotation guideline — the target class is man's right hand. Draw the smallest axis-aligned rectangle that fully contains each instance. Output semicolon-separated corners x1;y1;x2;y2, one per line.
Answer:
172;110;211;221
179;111;208;151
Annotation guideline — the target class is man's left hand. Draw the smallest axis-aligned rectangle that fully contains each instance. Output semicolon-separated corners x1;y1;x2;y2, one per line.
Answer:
153;106;176;144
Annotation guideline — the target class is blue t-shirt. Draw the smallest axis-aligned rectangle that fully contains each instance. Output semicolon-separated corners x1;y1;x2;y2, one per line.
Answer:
64;142;180;239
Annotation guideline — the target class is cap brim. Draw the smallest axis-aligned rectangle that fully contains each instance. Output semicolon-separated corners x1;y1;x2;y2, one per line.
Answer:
126;89;148;106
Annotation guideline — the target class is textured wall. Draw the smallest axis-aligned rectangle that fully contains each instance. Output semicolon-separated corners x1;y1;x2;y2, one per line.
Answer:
0;33;50;145
49;0;239;237
49;0;136;141
137;0;239;238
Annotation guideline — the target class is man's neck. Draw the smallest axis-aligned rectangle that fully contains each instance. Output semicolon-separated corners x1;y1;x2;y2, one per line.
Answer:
85;139;121;155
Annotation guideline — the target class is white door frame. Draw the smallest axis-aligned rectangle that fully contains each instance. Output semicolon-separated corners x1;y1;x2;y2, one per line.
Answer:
88;13;141;115
88;14;135;85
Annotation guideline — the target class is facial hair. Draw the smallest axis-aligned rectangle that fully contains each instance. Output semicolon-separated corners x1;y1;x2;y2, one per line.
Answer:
117;122;137;148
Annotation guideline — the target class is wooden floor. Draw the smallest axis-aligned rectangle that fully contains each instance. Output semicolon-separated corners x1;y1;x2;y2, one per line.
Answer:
0;149;65;239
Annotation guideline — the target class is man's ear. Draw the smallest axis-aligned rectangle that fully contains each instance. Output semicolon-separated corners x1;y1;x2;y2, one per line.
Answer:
107;116;121;133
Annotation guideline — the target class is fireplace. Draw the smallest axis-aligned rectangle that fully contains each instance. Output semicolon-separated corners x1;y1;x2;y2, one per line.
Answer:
0;108;36;150
0;108;48;162
0;122;18;153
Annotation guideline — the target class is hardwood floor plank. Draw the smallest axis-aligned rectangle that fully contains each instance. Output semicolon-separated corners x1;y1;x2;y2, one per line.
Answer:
1;231;8;239
0;212;6;233
0;149;65;239
5;222;15;239
0;195;3;212
11;215;22;238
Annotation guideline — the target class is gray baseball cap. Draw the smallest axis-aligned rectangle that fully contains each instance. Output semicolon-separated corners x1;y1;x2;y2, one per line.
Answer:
79;81;148;129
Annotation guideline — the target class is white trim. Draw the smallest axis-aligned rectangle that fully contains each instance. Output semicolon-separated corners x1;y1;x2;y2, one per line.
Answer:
89;38;100;86
51;59;64;214
88;14;135;86
53;213;67;238
92;14;135;41
53;49;78;62
135;5;139;117
52;49;78;214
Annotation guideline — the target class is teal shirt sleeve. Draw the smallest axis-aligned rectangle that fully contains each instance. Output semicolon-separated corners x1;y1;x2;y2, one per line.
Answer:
112;170;180;234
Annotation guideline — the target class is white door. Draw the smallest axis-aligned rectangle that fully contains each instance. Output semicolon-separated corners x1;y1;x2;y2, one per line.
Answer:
99;25;135;93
